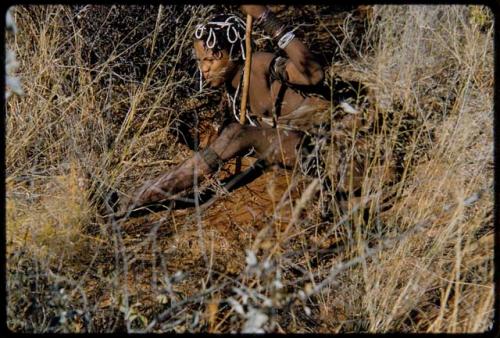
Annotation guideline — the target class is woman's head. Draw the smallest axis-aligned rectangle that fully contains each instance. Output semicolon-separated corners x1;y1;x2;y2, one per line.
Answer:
193;14;246;88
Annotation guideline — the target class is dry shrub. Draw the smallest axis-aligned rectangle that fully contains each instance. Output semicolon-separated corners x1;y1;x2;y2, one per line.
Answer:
321;5;494;332
7;161;91;263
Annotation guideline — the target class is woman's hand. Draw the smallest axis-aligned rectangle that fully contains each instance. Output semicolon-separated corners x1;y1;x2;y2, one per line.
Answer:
115;194;132;218
240;5;267;19
115;181;153;217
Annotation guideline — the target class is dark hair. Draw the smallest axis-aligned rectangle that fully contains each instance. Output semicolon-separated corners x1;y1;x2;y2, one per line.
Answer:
194;14;247;60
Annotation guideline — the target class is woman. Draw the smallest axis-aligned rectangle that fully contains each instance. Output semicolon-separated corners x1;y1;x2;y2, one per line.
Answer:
119;5;370;215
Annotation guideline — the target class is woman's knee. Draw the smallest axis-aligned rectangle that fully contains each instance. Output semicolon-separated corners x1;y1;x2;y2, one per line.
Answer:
262;131;303;167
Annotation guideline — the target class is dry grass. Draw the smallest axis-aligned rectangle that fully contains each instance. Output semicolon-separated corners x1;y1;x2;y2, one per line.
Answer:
6;4;494;333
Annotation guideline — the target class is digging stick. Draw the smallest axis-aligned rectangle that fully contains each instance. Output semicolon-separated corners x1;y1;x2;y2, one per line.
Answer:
239;14;253;125
235;14;253;173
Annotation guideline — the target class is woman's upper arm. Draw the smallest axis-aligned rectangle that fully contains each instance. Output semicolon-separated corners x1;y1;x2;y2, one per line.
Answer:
282;39;324;86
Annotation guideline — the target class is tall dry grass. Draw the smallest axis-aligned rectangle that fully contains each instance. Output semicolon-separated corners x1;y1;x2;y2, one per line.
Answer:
326;5;494;332
6;5;494;333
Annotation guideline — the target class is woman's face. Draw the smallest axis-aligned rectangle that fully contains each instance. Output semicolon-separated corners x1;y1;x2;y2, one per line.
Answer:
193;40;236;88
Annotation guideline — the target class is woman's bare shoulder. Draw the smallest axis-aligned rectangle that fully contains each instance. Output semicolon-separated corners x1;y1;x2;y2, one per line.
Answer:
251;52;278;75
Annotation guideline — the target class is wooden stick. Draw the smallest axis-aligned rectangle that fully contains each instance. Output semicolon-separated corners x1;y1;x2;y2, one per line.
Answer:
235;14;253;174
239;14;253;125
